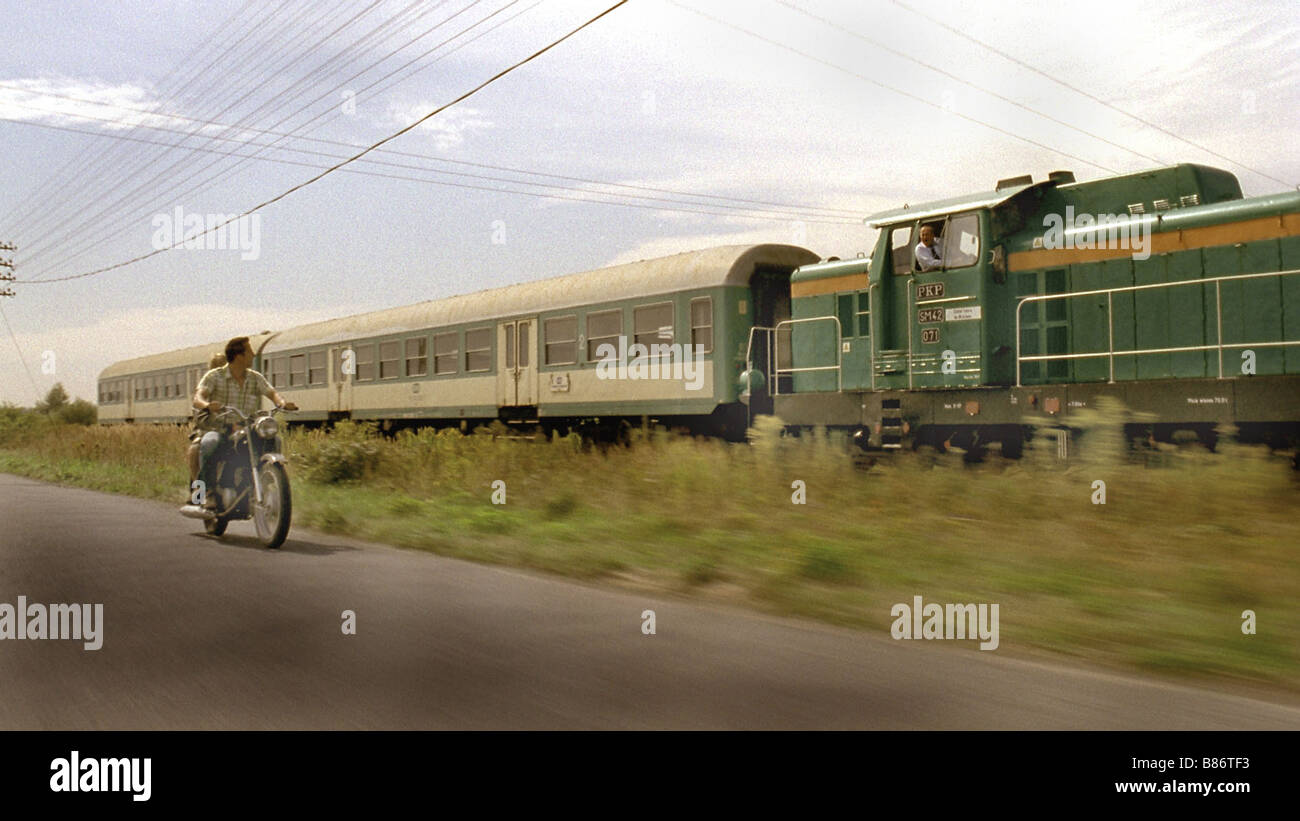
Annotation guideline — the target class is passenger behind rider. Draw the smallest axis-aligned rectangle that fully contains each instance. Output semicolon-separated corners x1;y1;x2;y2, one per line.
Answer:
188;336;297;507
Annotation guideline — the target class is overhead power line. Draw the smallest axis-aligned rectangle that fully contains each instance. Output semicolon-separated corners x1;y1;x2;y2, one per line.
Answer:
669;1;1122;175
886;0;1295;188
14;0;522;274
1;117;862;233
777;1;1168;167
17;1;633;286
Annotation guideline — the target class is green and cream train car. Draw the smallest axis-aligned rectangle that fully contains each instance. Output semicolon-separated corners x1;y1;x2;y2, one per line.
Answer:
101;245;817;439
97;333;276;424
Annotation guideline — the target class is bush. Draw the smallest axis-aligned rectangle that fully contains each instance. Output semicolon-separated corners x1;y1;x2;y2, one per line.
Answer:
55;399;97;426
291;421;381;483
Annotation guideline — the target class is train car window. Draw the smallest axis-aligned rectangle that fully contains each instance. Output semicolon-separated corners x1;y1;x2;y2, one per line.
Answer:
175;372;185;398
505;327;515;369
518;321;530;367
149;376;158;400
163;377;172;399
545;316;577;365
634;303;674;348
290;354;307;386
404;339;427;377
942;213;980;269
378;342;400;379
355;344;375;381
857;292;871;337
891;226;914;276
465;328;492;372
586;309;622;361
690;298;713;353
309;351;327;385
433;333;458;375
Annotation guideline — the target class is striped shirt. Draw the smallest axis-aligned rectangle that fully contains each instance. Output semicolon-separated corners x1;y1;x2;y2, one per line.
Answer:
197;365;275;418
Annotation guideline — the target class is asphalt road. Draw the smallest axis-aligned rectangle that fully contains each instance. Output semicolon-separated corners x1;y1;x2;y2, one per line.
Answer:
1;472;1296;730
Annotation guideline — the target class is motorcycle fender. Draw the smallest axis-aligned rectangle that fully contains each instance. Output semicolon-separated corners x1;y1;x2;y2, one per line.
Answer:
259;453;288;468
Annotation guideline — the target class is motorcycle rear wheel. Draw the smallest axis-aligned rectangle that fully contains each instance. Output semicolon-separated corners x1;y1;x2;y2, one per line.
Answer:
253;462;292;549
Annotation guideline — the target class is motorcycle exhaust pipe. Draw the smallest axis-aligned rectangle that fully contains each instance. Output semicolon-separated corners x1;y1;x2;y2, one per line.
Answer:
178;504;215;520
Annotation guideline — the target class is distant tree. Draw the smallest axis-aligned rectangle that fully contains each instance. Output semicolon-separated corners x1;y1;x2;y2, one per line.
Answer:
35;383;70;415
56;399;97;426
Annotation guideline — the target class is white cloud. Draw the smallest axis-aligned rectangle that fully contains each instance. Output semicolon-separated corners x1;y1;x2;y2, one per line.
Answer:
0;76;276;146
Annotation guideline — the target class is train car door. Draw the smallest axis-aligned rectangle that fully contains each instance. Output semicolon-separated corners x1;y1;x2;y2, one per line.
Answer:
497;319;537;406
329;345;353;414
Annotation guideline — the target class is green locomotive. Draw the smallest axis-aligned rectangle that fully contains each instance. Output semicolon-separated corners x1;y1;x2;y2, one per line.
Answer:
769;164;1300;455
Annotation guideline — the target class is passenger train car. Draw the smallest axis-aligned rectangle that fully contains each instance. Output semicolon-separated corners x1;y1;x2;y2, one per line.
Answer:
772;164;1300;455
97;245;818;440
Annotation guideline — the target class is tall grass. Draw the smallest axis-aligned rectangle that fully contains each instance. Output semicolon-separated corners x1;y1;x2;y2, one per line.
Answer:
1;408;1296;692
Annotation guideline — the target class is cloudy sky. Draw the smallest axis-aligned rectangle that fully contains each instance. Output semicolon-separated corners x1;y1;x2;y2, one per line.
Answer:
0;0;1296;404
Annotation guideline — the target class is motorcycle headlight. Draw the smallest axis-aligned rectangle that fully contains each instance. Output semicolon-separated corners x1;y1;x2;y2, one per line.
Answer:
254;415;279;440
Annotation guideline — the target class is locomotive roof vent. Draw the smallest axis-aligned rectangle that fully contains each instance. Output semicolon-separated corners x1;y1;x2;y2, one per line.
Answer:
1048;170;1075;184
995;174;1033;191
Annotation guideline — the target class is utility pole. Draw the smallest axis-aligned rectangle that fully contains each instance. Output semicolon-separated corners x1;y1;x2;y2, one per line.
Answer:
0;242;15;297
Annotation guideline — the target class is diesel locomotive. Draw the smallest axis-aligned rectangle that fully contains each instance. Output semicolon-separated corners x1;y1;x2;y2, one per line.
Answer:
768;163;1300;456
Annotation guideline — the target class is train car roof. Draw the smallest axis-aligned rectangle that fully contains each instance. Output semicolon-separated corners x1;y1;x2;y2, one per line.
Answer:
99;332;277;379
264;244;818;351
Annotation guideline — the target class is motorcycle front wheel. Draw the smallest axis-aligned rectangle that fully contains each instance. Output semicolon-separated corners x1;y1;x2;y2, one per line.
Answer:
253;461;292;549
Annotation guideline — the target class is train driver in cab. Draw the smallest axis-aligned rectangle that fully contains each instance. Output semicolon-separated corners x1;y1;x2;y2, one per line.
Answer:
915;224;943;272
187;336;297;504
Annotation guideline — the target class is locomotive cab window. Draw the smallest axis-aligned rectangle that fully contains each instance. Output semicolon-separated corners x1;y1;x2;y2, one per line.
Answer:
914;220;946;272
942;213;980;269
891;226;914;276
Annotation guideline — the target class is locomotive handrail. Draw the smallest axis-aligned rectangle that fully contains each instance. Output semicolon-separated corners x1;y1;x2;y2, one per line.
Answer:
1015;266;1300;386
771;316;844;395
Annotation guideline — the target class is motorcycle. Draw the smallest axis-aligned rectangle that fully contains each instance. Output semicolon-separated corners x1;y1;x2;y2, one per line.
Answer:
180;405;294;549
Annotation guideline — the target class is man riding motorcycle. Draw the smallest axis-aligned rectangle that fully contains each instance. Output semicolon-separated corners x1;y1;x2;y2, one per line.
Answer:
188;336;297;507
